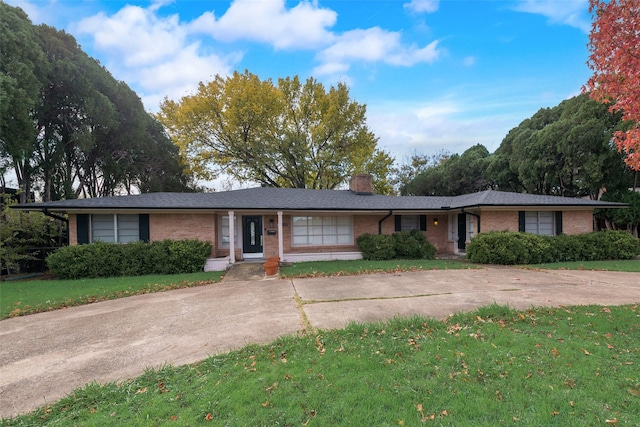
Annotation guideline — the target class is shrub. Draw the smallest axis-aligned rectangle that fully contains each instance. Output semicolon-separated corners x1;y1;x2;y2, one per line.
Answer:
466;230;639;265
357;231;436;261
357;234;395;260
46;239;212;279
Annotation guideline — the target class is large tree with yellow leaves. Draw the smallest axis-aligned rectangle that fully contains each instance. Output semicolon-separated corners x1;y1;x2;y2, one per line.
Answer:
157;71;394;193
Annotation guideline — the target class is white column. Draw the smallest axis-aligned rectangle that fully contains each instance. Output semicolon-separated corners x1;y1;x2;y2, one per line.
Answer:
228;210;236;264
277;211;284;260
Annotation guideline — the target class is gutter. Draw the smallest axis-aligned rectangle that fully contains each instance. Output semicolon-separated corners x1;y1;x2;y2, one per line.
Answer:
43;209;69;224
378;210;393;234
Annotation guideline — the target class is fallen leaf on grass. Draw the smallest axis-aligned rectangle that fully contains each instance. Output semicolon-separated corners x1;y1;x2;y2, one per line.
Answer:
205;413;213;421
605;418;618;424
581;348;591;355
628;388;640;396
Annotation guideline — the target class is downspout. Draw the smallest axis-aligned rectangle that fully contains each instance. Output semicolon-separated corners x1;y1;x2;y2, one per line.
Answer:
461;208;481;233
378;210;393;234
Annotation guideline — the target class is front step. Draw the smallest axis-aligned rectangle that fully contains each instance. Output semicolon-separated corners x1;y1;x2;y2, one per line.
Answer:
222;263;267;282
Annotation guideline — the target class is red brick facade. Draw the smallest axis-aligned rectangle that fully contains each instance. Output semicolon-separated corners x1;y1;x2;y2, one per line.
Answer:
67;207;596;259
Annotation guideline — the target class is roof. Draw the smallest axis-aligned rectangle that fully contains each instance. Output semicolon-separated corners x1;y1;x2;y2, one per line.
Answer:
11;188;627;212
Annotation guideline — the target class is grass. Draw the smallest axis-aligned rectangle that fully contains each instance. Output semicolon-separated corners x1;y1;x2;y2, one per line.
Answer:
2;303;638;426
0;271;225;319
280;258;478;278
528;259;640;272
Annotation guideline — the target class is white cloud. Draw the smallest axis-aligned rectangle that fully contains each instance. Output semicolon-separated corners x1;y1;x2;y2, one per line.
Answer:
73;4;241;111
75;5;186;67
404;0;440;14
513;0;590;33
189;0;337;49
314;27;440;75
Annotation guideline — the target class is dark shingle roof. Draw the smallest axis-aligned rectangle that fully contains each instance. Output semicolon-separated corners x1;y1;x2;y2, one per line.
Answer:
12;188;626;212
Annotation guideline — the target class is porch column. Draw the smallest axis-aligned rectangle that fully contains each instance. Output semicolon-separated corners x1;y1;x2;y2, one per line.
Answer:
277;211;284;260
228;210;236;264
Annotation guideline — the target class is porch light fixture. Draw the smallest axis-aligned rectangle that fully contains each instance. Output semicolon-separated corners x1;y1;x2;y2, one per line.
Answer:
269;219;274;228
433;218;439;226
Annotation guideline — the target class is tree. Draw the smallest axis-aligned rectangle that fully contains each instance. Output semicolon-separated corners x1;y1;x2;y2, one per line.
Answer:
157;71;394;192
1;3;191;200
489;94;631;198
585;0;640;170
597;190;640;237
0;3;45;203
391;150;449;195
402;145;491;196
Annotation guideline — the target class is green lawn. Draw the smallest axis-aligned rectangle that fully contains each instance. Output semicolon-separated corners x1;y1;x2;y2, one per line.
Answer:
0;271;224;319
3;303;638;426
280;258;478;278
528;259;640;272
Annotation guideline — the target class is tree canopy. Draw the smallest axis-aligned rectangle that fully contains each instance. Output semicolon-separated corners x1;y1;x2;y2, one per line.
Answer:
402;94;633;199
157;71;394;193
586;0;640;170
0;3;191;202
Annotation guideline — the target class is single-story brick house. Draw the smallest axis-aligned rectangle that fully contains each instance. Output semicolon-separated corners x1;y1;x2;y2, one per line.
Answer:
13;175;626;271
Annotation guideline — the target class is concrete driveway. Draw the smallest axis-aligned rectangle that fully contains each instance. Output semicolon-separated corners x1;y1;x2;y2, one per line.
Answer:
1;266;639;418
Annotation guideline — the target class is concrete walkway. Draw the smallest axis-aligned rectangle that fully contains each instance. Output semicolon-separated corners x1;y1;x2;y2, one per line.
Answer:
1;266;639;418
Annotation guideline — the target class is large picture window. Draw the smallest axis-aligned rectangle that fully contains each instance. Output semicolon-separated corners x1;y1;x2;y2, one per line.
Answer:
91;214;140;243
292;216;353;246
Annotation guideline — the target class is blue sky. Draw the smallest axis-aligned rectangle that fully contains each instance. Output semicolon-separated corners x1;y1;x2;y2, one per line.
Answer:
8;0;594;164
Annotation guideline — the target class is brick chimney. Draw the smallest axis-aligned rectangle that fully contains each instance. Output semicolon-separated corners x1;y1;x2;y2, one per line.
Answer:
349;174;374;194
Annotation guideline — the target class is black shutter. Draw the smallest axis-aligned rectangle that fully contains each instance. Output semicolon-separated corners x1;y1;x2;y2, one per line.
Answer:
419;215;427;231
518;211;526;232
395;215;402;232
555;211;563;235
77;214;89;244
139;214;150;242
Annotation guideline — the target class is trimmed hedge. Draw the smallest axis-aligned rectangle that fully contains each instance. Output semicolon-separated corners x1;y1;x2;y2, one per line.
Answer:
357;231;436;261
466;230;639;265
46;239;212;279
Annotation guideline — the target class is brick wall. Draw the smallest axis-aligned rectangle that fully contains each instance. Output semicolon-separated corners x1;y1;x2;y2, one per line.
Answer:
150;213;216;256
479;209;595;235
481;210;519;233
562;210;595;234
68;214;78;245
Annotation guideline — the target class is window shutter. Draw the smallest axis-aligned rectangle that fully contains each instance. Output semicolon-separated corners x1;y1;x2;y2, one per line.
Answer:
419;215;427;231
77;214;89;244
139;214;150;242
518;211;525;232
394;215;401;232
555;211;563;235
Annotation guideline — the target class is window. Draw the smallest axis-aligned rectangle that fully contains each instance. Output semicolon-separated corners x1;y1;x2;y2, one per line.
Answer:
220;216;239;247
394;215;427;232
292;216;353;246
467;216;475;239
91;214;140;243
525;211;554;236
449;214;457;241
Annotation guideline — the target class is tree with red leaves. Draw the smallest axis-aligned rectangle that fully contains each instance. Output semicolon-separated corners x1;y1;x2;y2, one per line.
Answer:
585;0;640;171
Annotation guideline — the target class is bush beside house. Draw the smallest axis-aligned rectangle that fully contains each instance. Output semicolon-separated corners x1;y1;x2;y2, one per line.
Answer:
46;239;212;279
466;230;639;265
358;231;437;261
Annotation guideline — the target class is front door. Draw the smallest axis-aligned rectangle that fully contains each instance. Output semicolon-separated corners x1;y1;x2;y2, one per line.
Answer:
242;216;263;258
457;213;467;251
